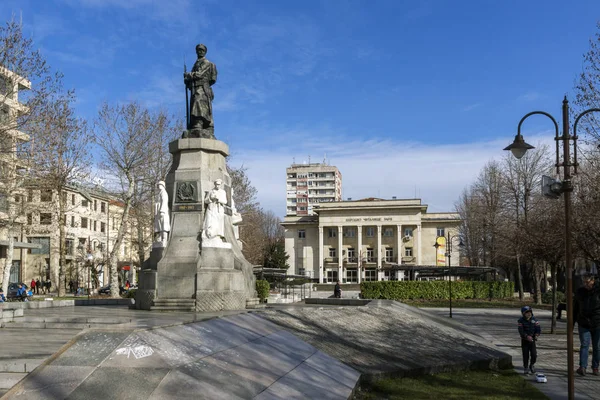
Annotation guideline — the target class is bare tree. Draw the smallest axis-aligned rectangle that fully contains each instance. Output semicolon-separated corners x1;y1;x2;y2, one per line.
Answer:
25;91;91;296
93;102;166;297
0;17;63;294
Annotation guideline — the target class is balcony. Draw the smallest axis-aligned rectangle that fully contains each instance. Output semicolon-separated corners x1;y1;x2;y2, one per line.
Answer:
344;257;358;264
324;257;339;264
364;257;377;264
401;256;416;263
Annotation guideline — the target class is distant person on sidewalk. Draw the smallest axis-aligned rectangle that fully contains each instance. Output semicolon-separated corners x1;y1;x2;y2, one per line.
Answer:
518;305;541;375
0;289;6;302
30;279;36;294
46;279;52;294
35;278;41;295
334;281;342;298
574;273;600;376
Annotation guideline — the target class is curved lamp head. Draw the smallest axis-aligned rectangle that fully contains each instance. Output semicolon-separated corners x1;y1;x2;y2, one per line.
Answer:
504;134;535;159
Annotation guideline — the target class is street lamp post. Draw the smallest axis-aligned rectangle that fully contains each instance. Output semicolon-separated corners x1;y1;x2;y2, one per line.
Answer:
445;234;464;319
504;96;600;400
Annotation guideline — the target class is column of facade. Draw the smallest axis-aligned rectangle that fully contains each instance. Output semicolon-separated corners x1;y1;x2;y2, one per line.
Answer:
318;226;324;283
357;225;363;283
337;226;343;282
416;224;422;265
377;225;382;280
396;224;402;265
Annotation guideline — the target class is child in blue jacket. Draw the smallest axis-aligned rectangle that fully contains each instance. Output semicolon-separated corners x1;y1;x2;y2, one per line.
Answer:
518;305;541;375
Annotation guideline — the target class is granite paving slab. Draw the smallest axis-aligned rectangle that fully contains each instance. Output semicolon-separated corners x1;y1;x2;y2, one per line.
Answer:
255;359;356;400
5;366;95;400
51;331;133;367
149;369;245;400
66;367;169;400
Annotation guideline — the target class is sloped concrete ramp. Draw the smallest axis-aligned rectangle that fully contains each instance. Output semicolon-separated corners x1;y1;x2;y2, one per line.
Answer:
4;313;359;400
3;301;511;399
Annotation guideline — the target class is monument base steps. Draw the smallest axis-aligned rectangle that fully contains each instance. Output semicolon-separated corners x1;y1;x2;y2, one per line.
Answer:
150;298;196;312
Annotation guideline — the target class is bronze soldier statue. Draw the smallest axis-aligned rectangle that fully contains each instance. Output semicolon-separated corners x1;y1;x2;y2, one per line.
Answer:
184;43;218;139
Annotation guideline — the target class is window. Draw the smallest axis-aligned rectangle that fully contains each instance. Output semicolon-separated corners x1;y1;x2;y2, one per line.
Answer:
329;248;337;258
343;228;355;238
27;190;33;202
298;229;306;239
82;199;89;207
40;190;52;202
94;200;98;211
404;228;413;237
71;194;75;205
101;202;106;213
40;213;52;225
385;248;394;261
101;222;106;233
347;248;355;262
346;269;357;283
437;227;445;238
299;206;306;211
326;270;338;283
405;247;413;257
81;217;88;229
71;216;75;226
366;248;374;262
328;228;337;238
61;192;67;204
364;269;377;281
29;237;50;255
366;227;375;237
93;220;97;231
383;228;394;237
65;239;74;256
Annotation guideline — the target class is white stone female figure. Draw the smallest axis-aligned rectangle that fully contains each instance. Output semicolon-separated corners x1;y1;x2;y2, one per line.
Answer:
154;181;171;245
202;179;227;243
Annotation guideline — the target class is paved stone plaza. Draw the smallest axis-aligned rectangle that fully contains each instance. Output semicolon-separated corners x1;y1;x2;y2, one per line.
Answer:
6;302;600;399
1;301;509;399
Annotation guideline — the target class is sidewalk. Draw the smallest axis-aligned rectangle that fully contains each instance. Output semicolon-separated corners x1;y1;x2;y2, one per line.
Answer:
423;307;599;400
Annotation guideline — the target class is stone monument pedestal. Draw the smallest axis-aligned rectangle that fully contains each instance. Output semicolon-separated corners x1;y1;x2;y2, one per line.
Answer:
139;137;256;312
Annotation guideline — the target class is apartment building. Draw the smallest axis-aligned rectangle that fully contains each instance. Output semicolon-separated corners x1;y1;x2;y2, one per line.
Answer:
282;198;461;283
286;162;342;216
0;66;43;282
8;185;148;289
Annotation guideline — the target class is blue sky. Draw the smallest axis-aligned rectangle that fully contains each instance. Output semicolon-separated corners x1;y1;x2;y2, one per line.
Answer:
2;0;600;215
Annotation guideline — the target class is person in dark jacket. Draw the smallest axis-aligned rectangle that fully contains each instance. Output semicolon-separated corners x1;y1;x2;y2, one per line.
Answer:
333;281;342;298
518;305;541;375
574;273;600;376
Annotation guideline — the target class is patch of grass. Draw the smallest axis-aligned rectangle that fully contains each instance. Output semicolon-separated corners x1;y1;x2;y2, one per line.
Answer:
354;369;549;400
402;298;554;310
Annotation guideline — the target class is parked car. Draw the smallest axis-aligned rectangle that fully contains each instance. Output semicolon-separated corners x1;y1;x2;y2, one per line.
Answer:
98;284;125;295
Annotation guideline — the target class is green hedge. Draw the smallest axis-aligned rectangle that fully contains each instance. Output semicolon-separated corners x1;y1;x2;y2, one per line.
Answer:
256;280;270;301
360;281;514;300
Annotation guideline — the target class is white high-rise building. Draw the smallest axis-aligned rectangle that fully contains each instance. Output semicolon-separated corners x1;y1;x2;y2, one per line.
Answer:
286;162;342;216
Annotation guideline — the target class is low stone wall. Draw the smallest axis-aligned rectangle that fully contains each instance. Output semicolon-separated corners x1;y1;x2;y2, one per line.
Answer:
305;298;371;306
0;307;24;325
74;298;133;306
1;300;74;310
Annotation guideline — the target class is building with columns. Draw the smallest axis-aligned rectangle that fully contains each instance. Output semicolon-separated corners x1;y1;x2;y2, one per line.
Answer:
282;198;461;283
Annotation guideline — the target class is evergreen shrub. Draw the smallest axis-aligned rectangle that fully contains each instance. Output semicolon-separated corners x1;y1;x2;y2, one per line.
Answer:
360;280;514;300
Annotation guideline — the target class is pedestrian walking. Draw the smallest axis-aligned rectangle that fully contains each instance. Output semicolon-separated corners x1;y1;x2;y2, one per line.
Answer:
35;278;40;295
30;279;36;295
46;279;52;295
518;305;541;375
334;281;342;299
574;273;600;376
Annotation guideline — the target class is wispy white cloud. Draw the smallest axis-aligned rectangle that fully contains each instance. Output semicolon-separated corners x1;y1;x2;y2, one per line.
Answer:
462;103;481;112
227;129;555;218
518;91;542;102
